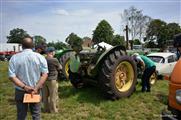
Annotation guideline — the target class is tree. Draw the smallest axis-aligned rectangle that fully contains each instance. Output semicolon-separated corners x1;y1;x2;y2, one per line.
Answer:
146;19;167;47
34;35;46;46
137;15;152;41
167;23;181;40
145;20;181;48
47;41;68;50
133;39;141;45
7;28;29;43
121;6;151;42
92;20;114;44
145;41;157;48
65;33;83;48
112;35;125;46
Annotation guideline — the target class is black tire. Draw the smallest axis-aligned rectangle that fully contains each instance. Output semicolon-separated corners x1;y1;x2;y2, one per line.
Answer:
100;50;137;100
68;69;84;88
59;51;73;80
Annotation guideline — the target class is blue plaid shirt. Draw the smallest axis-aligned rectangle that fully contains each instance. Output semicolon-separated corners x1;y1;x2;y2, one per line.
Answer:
8;49;48;90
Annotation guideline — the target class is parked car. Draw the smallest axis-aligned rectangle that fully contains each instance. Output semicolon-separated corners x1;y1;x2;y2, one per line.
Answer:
0;51;17;61
147;52;177;77
5;54;13;61
0;54;8;61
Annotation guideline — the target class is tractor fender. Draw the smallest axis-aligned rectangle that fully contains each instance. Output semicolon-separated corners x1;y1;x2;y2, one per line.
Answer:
55;49;74;60
91;45;126;76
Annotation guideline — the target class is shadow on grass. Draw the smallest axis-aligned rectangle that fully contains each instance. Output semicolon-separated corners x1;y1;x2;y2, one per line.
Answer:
75;86;106;105
58;84;77;99
58;81;105;105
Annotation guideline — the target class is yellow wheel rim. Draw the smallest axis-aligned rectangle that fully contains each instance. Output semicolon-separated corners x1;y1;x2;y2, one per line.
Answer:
150;72;157;85
115;61;134;92
65;60;70;79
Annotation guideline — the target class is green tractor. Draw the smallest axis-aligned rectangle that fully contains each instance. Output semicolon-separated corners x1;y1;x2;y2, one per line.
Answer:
55;49;74;79
56;45;137;99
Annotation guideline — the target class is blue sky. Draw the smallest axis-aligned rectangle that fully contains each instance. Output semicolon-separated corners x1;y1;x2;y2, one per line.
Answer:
0;0;181;43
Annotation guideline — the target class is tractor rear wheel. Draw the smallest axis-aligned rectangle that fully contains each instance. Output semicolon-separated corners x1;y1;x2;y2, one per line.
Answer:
100;50;137;99
59;51;73;80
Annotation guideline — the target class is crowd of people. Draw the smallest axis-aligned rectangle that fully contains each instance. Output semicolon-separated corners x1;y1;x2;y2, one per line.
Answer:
8;36;62;120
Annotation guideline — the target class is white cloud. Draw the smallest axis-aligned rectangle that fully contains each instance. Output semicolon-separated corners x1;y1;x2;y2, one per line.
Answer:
53;9;93;17
2;8;180;44
2;9;122;43
53;9;69;16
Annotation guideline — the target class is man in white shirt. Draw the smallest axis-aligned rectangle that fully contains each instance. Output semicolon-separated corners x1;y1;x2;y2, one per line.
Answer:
9;36;48;120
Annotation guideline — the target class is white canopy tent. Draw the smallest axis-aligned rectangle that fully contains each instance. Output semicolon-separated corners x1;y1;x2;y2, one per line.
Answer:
94;42;113;50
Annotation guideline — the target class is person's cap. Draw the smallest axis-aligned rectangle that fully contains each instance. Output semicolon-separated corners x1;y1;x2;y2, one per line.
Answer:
46;47;55;53
35;44;45;50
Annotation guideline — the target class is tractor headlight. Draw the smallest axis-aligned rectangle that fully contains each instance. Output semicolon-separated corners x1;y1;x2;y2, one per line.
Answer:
176;89;181;104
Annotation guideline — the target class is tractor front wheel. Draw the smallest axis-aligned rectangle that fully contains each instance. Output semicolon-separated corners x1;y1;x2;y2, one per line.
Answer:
149;71;157;85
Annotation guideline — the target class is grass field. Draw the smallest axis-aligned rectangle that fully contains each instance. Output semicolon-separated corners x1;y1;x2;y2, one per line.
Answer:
0;62;168;120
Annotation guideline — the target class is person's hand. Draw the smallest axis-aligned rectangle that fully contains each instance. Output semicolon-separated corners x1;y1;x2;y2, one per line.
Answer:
32;87;39;95
24;85;35;93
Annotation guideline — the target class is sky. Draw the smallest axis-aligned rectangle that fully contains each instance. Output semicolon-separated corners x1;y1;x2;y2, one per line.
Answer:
0;0;181;43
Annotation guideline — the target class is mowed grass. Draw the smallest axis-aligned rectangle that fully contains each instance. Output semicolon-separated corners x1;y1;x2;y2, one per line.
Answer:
0;62;168;120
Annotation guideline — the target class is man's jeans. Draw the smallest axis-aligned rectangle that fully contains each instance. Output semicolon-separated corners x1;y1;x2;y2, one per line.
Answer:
15;89;41;120
141;66;156;92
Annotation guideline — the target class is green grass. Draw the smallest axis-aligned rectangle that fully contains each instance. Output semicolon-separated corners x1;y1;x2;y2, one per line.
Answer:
0;62;168;120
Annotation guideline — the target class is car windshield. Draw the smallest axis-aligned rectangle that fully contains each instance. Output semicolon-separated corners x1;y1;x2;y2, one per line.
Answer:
147;56;165;63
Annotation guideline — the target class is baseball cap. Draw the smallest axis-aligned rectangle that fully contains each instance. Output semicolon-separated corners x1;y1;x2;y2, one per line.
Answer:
35;44;45;50
46;47;55;53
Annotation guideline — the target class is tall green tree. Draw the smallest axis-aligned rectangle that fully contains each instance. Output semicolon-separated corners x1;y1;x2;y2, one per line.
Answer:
112;35;125;46
34;35;46;46
133;39;141;45
7;28;29;43
92;20;114;44
145;19;167;48
167;23;181;40
145;19;181;48
145;41;157;48
65;33;83;48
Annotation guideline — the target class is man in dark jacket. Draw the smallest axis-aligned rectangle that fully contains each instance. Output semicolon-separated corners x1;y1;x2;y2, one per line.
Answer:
42;47;62;113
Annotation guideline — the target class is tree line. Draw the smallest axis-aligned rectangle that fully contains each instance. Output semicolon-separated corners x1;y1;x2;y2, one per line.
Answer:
6;6;181;49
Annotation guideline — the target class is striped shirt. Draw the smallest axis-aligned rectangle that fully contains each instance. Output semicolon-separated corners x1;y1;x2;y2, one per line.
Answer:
8;49;48;90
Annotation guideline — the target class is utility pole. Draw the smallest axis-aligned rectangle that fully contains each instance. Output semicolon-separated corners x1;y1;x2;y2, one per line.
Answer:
125;25;129;50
